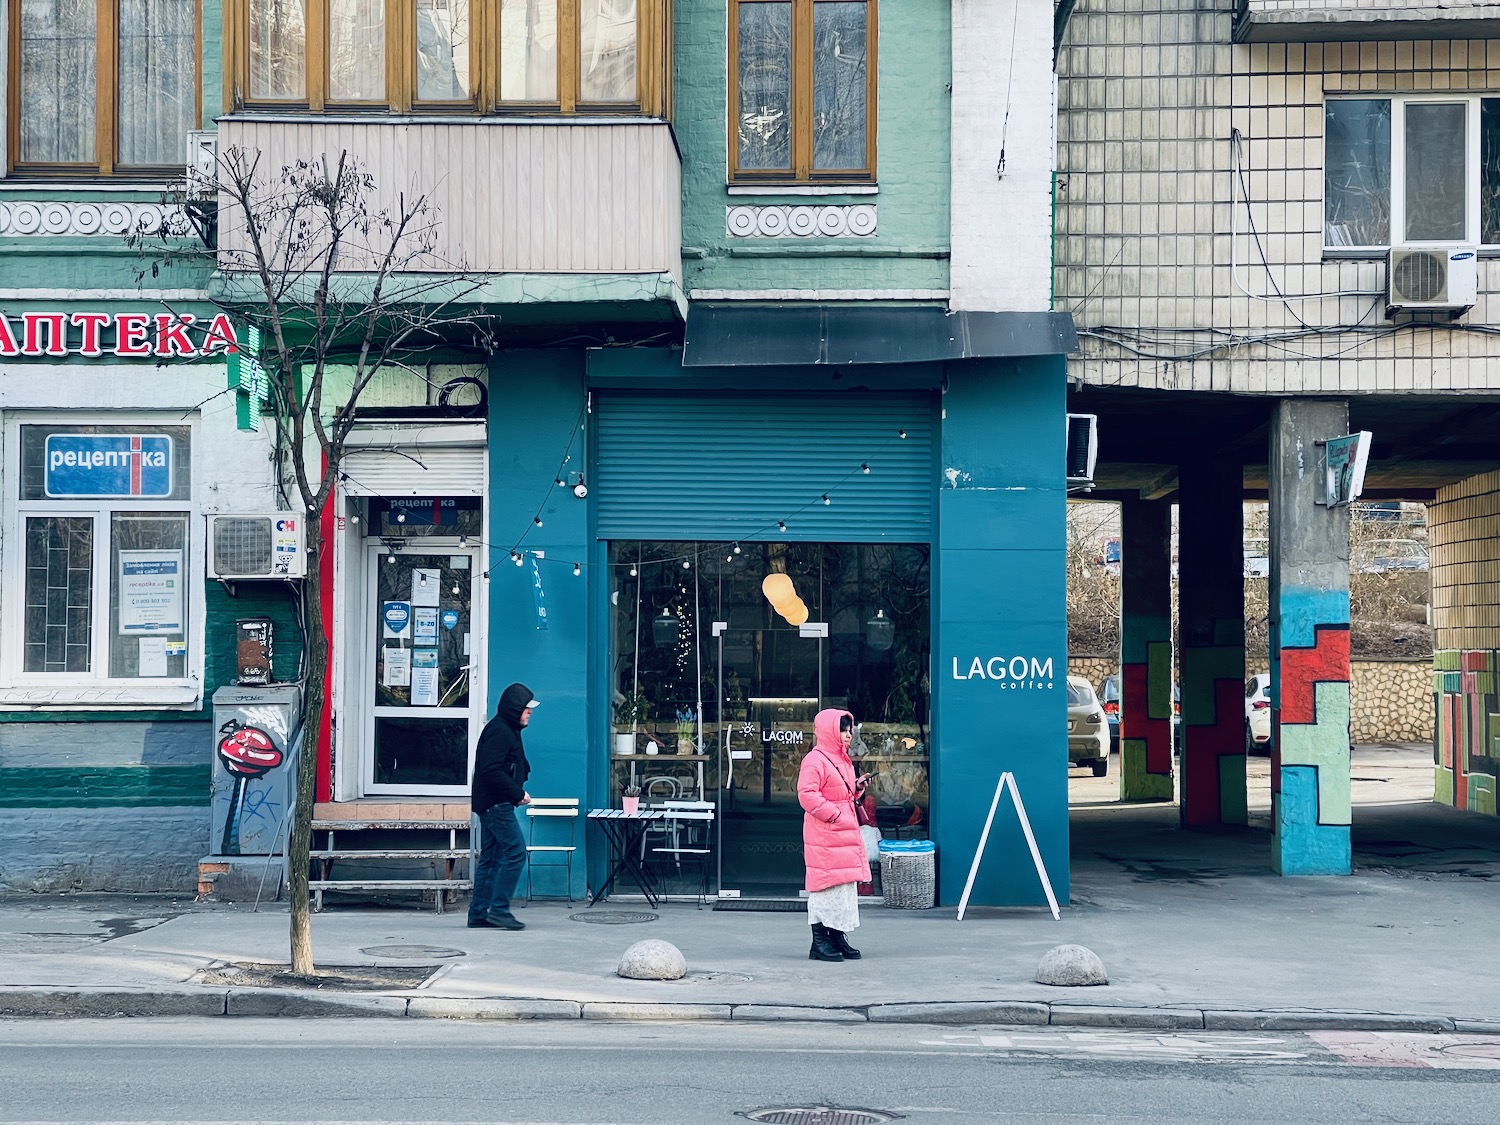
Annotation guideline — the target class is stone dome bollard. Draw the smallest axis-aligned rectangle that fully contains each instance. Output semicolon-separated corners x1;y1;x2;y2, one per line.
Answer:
617;938;687;980
1035;944;1108;986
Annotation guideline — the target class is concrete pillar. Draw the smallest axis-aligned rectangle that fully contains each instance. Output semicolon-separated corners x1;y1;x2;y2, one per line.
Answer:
1269;398;1352;875
1177;460;1247;827
1119;498;1174;800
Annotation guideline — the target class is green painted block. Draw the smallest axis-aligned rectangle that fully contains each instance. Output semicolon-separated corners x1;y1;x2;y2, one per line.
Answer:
1477;672;1497;695
0;766;209;808
1435;651;1461;672
1218;753;1248;826
1146;640;1173;721
1120;740;1172;802
1470;775;1497;817
1435;767;1455;806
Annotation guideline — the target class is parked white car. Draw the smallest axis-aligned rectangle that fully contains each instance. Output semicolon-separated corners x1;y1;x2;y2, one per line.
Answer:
1067;675;1110;777
1245;672;1272;754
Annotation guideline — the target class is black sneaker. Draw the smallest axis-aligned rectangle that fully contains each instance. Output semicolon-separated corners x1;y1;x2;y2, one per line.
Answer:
467;916;501;928
486;910;526;931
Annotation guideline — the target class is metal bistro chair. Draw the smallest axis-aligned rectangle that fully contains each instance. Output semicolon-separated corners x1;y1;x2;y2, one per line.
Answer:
637;776;682;859
650;800;715;908
523;798;580;903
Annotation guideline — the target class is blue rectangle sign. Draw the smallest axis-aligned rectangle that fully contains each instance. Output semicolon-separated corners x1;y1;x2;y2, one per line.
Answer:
45;435;173;498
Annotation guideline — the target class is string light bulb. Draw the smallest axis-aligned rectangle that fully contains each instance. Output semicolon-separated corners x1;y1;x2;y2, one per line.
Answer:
898;429;907;439
513;552;525;566
733;544;741;554
573;562;582;576
351;513;361;524
396;510;407;523
822;493;831;505
533;516;543;527
682;559;691;569
451;582;460;595
778;520;787;532
861;463;870;474
629;565;637;577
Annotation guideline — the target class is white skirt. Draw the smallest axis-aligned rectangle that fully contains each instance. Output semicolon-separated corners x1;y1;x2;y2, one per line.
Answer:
806;881;860;931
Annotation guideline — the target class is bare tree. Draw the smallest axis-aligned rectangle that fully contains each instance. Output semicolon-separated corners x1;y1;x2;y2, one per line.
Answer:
134;148;491;974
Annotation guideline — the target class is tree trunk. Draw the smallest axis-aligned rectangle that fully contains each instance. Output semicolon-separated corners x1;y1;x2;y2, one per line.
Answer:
287;512;328;975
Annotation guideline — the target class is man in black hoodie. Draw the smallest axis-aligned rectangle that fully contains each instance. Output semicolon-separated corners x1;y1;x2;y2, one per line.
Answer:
468;682;536;930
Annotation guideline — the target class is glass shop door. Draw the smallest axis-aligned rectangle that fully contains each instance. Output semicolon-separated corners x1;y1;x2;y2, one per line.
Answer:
715;621;827;898
362;544;479;795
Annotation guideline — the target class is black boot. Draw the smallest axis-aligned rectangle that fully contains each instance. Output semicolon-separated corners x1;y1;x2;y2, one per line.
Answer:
809;923;845;962
827;929;861;960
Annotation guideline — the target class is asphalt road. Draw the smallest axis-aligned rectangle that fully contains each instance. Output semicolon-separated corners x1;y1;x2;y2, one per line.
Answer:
3;1018;1499;1124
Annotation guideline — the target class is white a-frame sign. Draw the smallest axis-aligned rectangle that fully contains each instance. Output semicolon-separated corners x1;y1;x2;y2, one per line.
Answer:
956;772;1061;921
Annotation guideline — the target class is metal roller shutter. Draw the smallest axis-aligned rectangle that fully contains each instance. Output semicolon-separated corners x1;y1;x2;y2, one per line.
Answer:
594;394;935;541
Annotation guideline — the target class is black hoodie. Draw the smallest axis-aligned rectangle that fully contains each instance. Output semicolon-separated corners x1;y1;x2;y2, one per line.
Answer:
472;682;534;813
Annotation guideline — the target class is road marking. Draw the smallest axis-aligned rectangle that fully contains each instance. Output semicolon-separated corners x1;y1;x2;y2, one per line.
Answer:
916;1030;1310;1061
1308;1031;1500;1069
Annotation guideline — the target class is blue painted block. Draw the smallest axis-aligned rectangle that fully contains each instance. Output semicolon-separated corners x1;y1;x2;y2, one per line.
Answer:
1274;765;1351;875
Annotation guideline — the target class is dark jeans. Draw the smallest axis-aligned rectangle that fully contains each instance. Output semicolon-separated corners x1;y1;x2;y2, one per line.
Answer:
470;802;527;920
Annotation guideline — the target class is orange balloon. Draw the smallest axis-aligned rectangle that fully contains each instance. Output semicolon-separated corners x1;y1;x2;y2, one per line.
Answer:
761;573;795;602
784;599;809;626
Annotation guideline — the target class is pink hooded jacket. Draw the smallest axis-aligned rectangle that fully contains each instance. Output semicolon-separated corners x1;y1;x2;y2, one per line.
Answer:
798;708;873;893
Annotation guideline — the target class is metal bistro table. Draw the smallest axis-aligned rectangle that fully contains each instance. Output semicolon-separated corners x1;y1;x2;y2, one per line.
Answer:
586;808;667;908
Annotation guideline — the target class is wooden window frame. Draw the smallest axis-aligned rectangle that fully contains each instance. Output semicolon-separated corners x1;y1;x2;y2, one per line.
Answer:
727;0;876;185
228;0;668;116
5;0;203;178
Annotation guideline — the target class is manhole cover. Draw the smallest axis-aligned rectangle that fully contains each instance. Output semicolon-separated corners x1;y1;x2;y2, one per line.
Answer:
739;1109;901;1125
360;944;466;959
569;911;659;925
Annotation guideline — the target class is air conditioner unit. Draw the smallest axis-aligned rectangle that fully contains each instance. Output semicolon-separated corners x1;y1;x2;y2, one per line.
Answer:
1387;246;1477;315
185;131;218;199
207;514;307;580
1066;413;1098;488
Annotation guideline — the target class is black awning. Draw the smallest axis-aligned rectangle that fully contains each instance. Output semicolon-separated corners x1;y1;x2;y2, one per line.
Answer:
681;306;1077;367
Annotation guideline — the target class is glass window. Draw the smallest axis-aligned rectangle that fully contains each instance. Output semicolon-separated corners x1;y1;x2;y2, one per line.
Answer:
249;0;308;100
117;0;197;165
17;0;99;165
13;425;194;684
731;0;875;183
329;0;387;102
811;1;866;172
737;2;792;171
578;0;637;102
1324;99;1390;248
500;0;559;101
10;0;198;175
1481;100;1500;244
609;540;930;894
1405;102;1467;242
416;0;471;101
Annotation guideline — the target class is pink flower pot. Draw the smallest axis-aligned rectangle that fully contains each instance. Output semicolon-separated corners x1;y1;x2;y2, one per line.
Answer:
622;795;640;814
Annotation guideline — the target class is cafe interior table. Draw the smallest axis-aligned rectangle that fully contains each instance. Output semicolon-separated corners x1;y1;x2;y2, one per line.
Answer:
586;809;667;907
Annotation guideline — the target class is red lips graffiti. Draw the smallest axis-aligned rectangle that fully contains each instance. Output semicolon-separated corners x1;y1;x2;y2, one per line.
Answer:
217;722;283;777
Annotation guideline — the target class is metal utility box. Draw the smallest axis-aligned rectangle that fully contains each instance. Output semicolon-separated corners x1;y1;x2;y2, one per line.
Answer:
209;684;302;856
235;617;274;685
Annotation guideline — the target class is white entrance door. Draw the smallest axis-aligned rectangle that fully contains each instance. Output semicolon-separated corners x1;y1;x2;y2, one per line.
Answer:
361;543;480;795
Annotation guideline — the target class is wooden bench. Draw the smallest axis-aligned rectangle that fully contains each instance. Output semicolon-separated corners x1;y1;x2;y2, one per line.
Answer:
309;819;472;913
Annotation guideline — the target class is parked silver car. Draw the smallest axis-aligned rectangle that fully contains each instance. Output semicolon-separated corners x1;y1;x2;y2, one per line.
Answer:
1067;675;1110;777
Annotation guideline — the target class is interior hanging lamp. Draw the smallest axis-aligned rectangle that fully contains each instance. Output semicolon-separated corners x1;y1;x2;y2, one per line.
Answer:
865;609;895;651
652;608;680;647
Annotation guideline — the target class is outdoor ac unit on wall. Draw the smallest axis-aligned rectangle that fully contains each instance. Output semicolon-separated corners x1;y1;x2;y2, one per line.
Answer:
1387;246;1478;316
207;514;307;580
1066;413;1098;489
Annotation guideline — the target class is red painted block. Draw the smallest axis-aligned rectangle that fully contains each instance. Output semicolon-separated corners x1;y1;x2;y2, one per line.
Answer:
1454;694;1469;810
1121;662;1173;775
1280;626;1351;726
1463;671;1479;695
1464;650;1487;672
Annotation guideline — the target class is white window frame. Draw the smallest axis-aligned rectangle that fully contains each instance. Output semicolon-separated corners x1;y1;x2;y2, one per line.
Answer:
1;412;204;709
1325;93;1497;253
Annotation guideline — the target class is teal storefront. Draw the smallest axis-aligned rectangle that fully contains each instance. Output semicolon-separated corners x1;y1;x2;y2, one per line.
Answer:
486;308;1075;908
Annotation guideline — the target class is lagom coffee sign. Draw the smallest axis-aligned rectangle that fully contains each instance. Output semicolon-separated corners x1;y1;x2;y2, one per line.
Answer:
0;311;240;358
952;655;1056;689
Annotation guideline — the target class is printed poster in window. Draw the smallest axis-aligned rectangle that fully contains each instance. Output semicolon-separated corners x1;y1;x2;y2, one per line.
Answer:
411;649;440;707
413;607;439;646
411;568;441;607
118;550;184;634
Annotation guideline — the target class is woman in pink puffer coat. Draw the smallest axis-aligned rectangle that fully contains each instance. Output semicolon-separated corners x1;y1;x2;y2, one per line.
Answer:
798;708;873;962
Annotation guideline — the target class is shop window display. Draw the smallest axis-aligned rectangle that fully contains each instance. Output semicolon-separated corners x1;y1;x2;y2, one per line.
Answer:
610;540;930;896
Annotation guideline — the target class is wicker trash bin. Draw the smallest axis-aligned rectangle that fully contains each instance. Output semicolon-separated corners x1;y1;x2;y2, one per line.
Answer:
878;839;935;909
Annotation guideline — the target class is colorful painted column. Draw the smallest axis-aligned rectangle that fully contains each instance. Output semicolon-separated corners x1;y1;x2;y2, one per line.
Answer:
1269;398;1351;875
1119;498;1174;800
1177;460;1247;827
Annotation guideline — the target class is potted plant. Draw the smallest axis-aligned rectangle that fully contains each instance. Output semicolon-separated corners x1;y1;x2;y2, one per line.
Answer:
622;783;642;815
614;692;649;755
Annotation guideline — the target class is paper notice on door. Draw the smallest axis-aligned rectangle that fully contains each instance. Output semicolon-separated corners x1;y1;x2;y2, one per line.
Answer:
411;568;442;607
413;606;439;645
383;646;411;687
411;649;440;706
138;636;168;677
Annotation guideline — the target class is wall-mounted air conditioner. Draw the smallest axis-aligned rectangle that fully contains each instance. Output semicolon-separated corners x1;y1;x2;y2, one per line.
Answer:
186;131;218;199
1387;246;1477;316
208;514;307;580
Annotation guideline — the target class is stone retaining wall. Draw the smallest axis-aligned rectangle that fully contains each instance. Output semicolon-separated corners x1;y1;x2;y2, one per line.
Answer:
1067;656;1432;744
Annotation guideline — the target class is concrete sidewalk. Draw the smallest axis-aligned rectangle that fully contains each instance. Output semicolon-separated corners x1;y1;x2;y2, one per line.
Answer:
4;795;1499;1030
